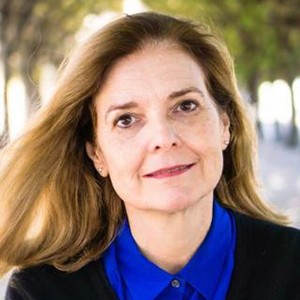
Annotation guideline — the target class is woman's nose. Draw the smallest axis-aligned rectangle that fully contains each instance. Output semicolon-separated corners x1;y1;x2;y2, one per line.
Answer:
146;118;181;152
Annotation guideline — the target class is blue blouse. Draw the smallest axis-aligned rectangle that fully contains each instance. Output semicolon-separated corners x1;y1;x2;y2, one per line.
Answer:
103;200;236;300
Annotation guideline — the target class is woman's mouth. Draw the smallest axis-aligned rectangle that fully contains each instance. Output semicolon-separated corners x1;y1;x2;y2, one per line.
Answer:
144;163;195;178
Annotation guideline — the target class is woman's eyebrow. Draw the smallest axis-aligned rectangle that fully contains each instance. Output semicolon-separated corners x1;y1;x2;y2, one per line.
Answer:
105;101;138;120
168;87;205;99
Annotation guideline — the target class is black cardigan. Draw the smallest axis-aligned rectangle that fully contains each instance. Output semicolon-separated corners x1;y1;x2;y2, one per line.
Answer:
6;212;300;300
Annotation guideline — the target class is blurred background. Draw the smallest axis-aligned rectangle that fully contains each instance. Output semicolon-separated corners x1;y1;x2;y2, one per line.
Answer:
0;0;300;295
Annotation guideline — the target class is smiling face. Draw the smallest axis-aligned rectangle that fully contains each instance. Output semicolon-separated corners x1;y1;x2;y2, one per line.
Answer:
86;43;230;215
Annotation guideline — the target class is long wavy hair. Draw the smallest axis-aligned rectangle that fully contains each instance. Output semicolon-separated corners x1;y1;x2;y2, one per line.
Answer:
0;12;287;276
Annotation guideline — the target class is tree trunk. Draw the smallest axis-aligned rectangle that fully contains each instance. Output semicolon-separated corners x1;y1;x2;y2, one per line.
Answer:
247;73;263;139
0;5;9;146
287;77;298;147
0;45;10;147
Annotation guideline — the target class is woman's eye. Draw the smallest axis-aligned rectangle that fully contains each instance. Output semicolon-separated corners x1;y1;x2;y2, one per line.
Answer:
115;114;136;128
175;100;198;113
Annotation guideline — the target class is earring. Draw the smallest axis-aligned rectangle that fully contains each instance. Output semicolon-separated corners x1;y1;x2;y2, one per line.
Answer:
224;140;230;146
97;167;103;175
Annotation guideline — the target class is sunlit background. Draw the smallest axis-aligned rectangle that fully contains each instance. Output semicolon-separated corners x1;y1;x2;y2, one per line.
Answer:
258;79;300;126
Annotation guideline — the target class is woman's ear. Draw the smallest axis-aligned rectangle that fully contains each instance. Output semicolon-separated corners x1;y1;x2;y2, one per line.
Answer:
220;112;231;150
85;142;109;177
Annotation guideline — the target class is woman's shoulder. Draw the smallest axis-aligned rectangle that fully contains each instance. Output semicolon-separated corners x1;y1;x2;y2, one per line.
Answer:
227;211;300;300
232;210;300;266
7;264;63;300
233;210;300;248
6;258;117;300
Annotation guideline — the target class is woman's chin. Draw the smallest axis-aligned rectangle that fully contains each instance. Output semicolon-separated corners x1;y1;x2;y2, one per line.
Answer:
146;196;208;215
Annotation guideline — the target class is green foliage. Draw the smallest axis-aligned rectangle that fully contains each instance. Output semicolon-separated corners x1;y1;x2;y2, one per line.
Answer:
144;0;300;86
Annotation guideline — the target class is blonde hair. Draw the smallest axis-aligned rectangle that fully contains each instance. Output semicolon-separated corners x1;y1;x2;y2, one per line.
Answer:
0;12;287;276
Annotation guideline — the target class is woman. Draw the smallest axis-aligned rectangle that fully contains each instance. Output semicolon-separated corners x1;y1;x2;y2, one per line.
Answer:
1;12;299;300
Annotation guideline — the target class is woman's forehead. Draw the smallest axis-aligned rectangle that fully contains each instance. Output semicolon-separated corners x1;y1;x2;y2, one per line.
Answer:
95;44;207;102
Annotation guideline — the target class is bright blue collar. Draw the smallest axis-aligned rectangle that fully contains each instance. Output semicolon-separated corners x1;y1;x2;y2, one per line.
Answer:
103;200;236;300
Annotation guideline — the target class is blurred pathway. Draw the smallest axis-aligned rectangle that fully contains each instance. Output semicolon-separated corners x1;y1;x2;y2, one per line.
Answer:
258;139;300;228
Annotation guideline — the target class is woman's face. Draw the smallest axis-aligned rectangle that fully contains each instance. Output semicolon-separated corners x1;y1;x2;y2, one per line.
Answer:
86;44;230;214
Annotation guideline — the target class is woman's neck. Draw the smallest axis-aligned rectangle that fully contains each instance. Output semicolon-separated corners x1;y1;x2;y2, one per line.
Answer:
125;198;213;274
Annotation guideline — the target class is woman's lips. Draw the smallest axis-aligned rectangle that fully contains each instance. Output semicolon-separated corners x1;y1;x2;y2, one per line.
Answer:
144;163;195;178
